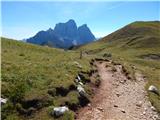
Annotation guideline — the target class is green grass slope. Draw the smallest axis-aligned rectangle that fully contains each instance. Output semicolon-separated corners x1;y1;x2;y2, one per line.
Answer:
1;38;95;120
78;21;160;112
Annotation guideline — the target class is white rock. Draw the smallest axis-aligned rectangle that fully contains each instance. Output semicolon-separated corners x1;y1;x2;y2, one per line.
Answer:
120;80;124;84
74;79;79;83
97;107;104;112
144;107;147;111
78;82;83;86
74;61;79;65
120;109;126;113
151;106;156;111
77;85;86;96
148;85;159;94
136;101;143;107
74;61;82;68
87;103;91;107
77;75;81;81
152;115;159;119
0;98;7;104
116;93;120;97
52;106;69;117
143;111;146;115
65;74;69;76
78;65;82;69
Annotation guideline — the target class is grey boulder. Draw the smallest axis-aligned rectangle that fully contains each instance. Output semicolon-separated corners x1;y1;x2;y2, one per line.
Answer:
52;106;69;117
148;85;159;95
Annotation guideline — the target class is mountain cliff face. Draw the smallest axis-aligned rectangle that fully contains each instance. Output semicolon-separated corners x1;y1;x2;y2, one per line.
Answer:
26;19;95;49
54;19;78;40
77;24;96;45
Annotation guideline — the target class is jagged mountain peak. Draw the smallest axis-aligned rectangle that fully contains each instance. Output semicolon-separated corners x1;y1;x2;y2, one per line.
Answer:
79;24;87;27
47;28;54;33
26;19;95;49
55;19;77;27
47;28;53;31
67;19;76;24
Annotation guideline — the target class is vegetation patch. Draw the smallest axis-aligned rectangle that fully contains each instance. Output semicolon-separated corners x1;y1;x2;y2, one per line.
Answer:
140;54;160;60
1;37;102;120
1;38;93;120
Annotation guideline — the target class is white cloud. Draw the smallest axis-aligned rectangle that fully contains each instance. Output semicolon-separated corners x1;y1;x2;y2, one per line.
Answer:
107;2;127;10
93;30;112;38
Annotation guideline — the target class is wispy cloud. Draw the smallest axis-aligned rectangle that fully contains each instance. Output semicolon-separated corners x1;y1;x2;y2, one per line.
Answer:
107;2;127;10
93;30;112;38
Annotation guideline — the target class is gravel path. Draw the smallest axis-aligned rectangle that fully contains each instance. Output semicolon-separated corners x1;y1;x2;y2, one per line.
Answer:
77;60;159;120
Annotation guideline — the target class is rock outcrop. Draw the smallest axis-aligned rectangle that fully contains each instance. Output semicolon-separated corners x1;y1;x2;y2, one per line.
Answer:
77;24;95;45
51;106;69;117
148;85;159;95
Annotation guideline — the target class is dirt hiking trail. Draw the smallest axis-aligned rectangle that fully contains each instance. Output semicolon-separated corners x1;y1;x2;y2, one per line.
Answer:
77;60;159;120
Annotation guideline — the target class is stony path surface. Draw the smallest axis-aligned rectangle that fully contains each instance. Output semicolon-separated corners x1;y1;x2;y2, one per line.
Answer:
77;60;159;120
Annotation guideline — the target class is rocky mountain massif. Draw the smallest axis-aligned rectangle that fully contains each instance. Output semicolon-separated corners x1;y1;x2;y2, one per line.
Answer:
26;19;95;49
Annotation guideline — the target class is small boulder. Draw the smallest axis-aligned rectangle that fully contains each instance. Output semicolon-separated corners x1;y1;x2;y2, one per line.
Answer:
74;61;82;69
151;106;156;111
77;75;81;81
142;111;146;115
136;101;143;107
148;85;159;95
52;106;69;117
78;82;83;86
74;79;79;83
0;98;7;104
87;103;91;107
144;107;147;111
152;115;159;119
120;109;126;113
120;80;125;84
77;85;86;96
97;107;104;112
74;61;79;65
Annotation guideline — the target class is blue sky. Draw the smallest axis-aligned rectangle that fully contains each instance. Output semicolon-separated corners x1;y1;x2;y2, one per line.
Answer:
1;1;160;40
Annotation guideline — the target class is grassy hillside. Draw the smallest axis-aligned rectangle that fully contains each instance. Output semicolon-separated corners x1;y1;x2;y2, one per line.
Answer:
1;21;160;119
78;21;160;112
1;38;96;120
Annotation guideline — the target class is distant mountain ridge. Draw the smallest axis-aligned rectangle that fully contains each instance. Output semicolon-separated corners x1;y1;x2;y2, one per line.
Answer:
26;19;95;49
